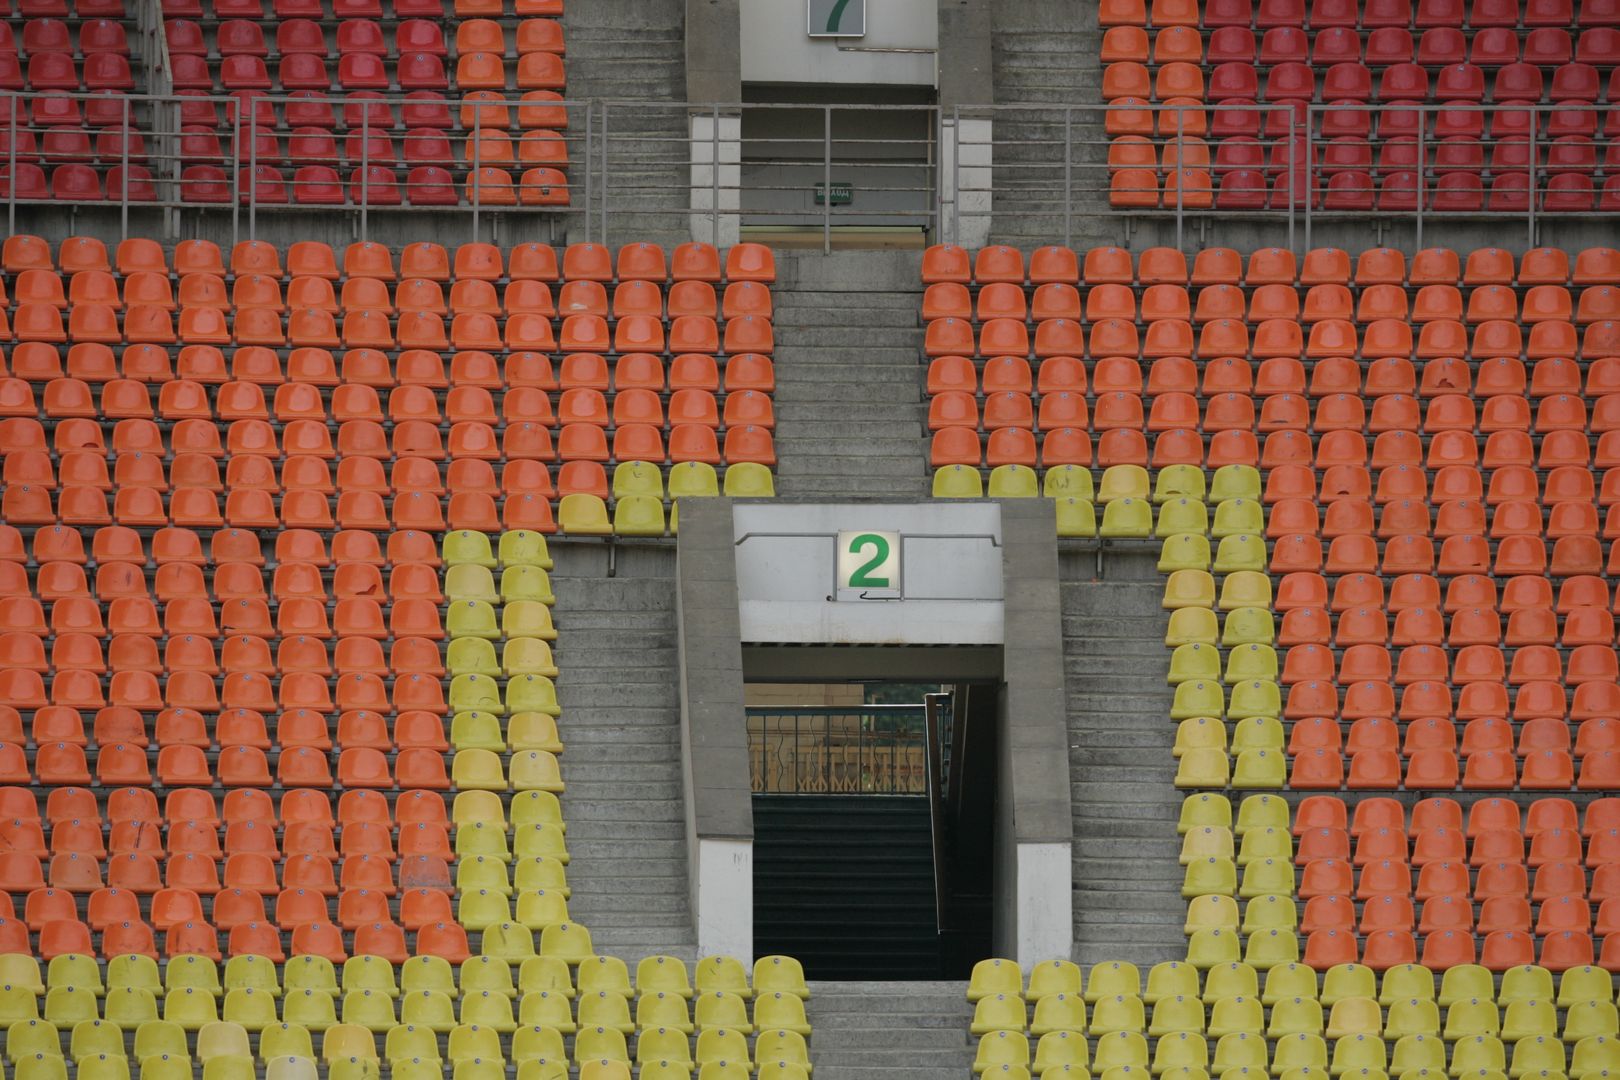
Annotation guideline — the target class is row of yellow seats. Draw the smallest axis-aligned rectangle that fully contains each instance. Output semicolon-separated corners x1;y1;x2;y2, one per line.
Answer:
446;673;563;717
1185;895;1309;940
1169;643;1279;686
972;1027;1620;1078
1174;746;1289;790
457;886;570;932
973;988;1620;1044
1170;679;1281;721
444;564;557;606
448;638;561;680
1159;534;1271;574
934;463;1264;505
456;852;571;896
558;468;777;539
1178;824;1299;866
444;530;556;571
444;710;566;755
599;461;777;502
445;599;559;642
1182;851;1312;899
1165;606;1278;650
448;747;566;793
1163;570;1273;613
9;1052;809;1080
1178;794;1292;837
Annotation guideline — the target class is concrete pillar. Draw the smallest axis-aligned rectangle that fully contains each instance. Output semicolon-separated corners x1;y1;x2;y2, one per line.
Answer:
938;0;993;246
675;497;755;960
687;0;743;247
994;500;1076;967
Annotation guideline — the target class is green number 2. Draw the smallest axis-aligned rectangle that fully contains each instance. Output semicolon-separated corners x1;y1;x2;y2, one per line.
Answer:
847;533;891;588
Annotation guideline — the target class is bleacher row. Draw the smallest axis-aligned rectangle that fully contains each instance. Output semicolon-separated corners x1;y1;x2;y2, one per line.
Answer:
0;0;573;204
962;954;1620;1079
1095;0;1620;210
0;234;778;538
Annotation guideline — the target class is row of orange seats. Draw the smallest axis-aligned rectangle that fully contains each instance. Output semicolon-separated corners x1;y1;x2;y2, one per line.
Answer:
1286;745;1620;790
1;379;774;429
921;243;1620;287
0;740;456;788
1281;604;1620;650
0;521;446;567
5;703;454;750
0;913;473;963
924;312;1615;359
0;453;719;506
1265;530;1618;577
0;413;778;465
1282;716;1620;757
926;387;1620;435
1295;925;1612;971
1275;672;1620;717
0;305;777;354
0;622;452;670
1292;890;1620;942
1298;794;1620;836
927;355;1620;401
922;280;1619;324
1281;571;1620;612
0;342;776;391
1;235;778;286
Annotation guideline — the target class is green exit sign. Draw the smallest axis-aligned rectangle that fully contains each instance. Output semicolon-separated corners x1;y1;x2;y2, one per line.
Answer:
814;181;852;206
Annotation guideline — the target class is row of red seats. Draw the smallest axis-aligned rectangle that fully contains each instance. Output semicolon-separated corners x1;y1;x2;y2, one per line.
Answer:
161;0;558;17
1197;0;1616;31
165;16;562;59
4;785;461;827
0;739;457;787
925;356;1620;398
0;125;148;166
167;126;569;171
0;521;447;567
6;16;129;54
0;912;473;963
1105;24;1620;65
1280;716;1620;757
923;282;1619;325
0;306;774;354
1213;167;1620;213
925;314;1616;358
925;388;1620;436
0;416;777;467
926;426;1620;472
1196;59;1616;102
1114;99;1619;141
166;51;564;94
162;89;569;134
1;380;775;429
921;243;1619;287
0;275;772;322
1;235;777;285
0;51;133;88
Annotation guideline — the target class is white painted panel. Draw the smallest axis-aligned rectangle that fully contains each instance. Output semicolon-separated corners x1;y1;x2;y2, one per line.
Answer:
696;839;753;961
741;0;937;86
1017;842;1073;968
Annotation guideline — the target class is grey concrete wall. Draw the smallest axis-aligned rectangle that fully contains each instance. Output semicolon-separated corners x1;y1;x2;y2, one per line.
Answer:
675;498;754;846
992;499;1075;958
938;0;994;108
687;0;741;103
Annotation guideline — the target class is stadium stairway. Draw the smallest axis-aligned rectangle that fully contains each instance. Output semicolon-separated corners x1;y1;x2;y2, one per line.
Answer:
804;980;976;1080
551;547;697;964
771;252;930;499
1062;553;1192;966
563;0;690;245
990;0;1112;250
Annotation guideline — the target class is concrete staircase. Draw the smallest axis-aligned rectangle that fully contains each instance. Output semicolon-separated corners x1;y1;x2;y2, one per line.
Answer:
808;981;975;1080
562;0;690;246
988;0;1119;250
1060;550;1189;968
770;252;929;500
550;545;695;964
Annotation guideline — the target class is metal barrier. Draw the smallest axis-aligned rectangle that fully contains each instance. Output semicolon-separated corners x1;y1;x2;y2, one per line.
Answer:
747;706;929;795
5;88;1608;249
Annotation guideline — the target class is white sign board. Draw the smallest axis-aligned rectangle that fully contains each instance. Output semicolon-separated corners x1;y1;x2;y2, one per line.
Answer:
836;530;900;600
808;0;866;37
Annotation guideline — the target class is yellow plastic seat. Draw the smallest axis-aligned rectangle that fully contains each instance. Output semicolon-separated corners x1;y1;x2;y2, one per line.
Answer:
1209;996;1265;1038
1245;928;1301;970
1451;1035;1507;1076
971;961;1025;1003
452;749;510;792
575;1026;630;1063
1439;967;1495;1008
498;531;553;570
558;494;612;535
1230;716;1284;755
460;958;516;1000
501;565;555;605
42;987;96;1028
517;990;574;1034
642;1062;695;1080
613;494;666;536
1031;993;1086;1037
669;462;720;499
723;462;775;498
1501;999;1556;1042
451;713;509;755
974;995;1028;1036
444;530;498;568
1157;499;1210;538
1154;464;1207;503
503;638;559;678
1220;608;1275;647
1028;962;1082;1002
1499;968;1553;1007
611;461;664;500
0;957;44;995
1167;607;1219;647
265;1057;319;1080
1330;1034;1387;1076
989;464;1039;498
1212;499;1264;538
1186;895;1240;937
1163;570;1217;610
1184;857;1237;899
323;1025;379;1063
384;1024;440;1063
1035;1031;1092;1074
1156;1031;1212;1073
1172;680;1224;720
504;600;558;641
1160;534;1212;572
975;1031;1032;1074
1235;795;1290;836
1236;826;1291;866
1176;748;1231;789
135;1021;190;1059
934;465;984;498
1328;1000;1384;1040
636;957;693;1000
47;955;102;994
447;601;501;640
1055;498;1097;537
282;990;337;1032
221;990;277;1031
1204;964;1260;1008
1558;968;1614;1009
1181;825;1234;864
1507;1035;1564;1078
1209;465;1261;503
1271;1034;1328;1075
1213;535;1267;573
1379;967;1435;1008
1239;858;1294;900
1098;465;1150;502
1218;572;1272;611
1322;968;1376;1010
1230;749;1285;789
448;639;502;678
1383;998;1439;1040
1224;645;1278;684
1179;794;1232;834
1570;1035;1619;1080
1092;1030;1148;1072
399;958;458;1000
445;565;499;604
1174;714;1226;755
458;992;516;1034
1388;1033;1445;1076
1045;465;1095;500
691;991;747;1034
1100;498;1152;538
1446;998;1503;1040
1213;1032;1268;1075
1271;1000;1325;1040
399;991;457;1033
445;1025;501;1065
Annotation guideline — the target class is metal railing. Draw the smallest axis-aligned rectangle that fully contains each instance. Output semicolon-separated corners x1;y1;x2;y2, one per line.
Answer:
747;705;929;795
